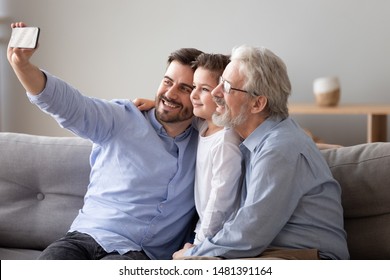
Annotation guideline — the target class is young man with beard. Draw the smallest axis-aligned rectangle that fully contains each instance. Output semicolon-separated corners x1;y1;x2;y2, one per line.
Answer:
7;22;203;260
173;45;349;260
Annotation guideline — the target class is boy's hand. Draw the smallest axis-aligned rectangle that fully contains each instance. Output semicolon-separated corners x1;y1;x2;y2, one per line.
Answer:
132;98;155;111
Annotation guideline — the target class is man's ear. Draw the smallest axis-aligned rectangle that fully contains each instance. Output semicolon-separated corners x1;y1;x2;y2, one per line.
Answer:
251;96;268;114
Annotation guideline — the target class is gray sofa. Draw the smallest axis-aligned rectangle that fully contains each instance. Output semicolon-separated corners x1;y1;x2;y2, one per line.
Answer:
0;132;389;260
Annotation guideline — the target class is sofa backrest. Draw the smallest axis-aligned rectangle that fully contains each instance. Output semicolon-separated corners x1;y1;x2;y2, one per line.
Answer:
321;142;390;259
0;133;91;251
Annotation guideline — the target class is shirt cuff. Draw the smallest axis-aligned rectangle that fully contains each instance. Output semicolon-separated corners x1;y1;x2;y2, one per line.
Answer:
184;247;195;257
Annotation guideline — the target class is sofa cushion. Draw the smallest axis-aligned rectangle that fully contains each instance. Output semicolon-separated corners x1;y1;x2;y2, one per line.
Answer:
0;247;42;260
0;133;91;252
321;143;390;259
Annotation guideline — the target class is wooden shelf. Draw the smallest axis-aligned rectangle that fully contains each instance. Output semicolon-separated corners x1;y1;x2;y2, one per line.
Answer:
289;103;390;143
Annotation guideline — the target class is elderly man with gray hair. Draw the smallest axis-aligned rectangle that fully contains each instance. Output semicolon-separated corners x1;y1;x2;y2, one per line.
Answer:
174;45;349;260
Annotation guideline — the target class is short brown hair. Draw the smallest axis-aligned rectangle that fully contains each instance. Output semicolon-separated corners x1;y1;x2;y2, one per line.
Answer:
193;53;230;72
192;53;230;83
167;48;203;68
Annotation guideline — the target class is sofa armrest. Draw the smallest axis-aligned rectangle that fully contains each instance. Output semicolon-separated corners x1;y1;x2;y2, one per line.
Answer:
321;143;390;259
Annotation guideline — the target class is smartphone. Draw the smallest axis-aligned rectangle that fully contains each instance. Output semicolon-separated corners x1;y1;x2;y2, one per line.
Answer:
8;27;40;49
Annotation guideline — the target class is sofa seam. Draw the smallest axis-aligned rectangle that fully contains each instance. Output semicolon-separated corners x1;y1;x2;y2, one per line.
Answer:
328;155;390;169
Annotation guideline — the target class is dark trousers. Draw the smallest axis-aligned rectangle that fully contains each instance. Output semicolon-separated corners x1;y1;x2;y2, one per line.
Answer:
38;231;150;260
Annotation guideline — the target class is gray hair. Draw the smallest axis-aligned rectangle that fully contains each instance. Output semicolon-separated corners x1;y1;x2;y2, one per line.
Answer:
230;45;291;119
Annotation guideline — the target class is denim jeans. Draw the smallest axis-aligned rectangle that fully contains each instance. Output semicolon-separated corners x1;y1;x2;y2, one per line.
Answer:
38;231;150;260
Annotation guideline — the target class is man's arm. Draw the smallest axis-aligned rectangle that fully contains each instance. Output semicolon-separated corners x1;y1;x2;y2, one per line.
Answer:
7;22;124;143
7;22;46;95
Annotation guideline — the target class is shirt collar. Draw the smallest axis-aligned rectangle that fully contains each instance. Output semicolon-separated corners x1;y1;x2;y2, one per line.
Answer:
147;108;193;140
241;116;285;153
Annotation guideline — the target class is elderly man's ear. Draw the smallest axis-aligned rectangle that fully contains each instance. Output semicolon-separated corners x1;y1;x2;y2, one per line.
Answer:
251;95;268;114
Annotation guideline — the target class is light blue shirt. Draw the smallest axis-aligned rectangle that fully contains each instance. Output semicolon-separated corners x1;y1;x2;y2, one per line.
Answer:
28;72;198;260
186;117;349;259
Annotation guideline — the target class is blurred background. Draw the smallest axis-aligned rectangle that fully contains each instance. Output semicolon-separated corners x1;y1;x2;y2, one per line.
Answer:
1;0;389;146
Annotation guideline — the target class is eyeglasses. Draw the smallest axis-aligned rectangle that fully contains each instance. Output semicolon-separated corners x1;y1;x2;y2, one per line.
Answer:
219;76;250;95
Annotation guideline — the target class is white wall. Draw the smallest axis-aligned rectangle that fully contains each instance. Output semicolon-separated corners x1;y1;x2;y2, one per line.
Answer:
1;0;389;145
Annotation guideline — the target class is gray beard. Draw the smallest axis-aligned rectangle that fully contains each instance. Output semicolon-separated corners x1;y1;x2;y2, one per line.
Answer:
212;104;248;128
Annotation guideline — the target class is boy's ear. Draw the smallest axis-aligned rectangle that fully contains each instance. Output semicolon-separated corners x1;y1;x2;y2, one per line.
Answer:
251;96;268;114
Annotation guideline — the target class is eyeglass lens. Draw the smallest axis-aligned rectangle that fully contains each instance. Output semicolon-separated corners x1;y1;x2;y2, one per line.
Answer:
219;77;231;94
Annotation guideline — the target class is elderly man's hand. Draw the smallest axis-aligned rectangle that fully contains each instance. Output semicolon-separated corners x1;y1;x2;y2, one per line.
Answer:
172;243;195;259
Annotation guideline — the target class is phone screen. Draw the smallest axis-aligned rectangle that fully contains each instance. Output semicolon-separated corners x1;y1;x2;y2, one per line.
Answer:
9;27;40;49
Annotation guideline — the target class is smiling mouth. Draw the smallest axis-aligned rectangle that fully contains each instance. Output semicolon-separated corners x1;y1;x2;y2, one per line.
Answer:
213;97;225;106
213;98;225;112
160;97;181;110
215;104;225;113
214;101;225;111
